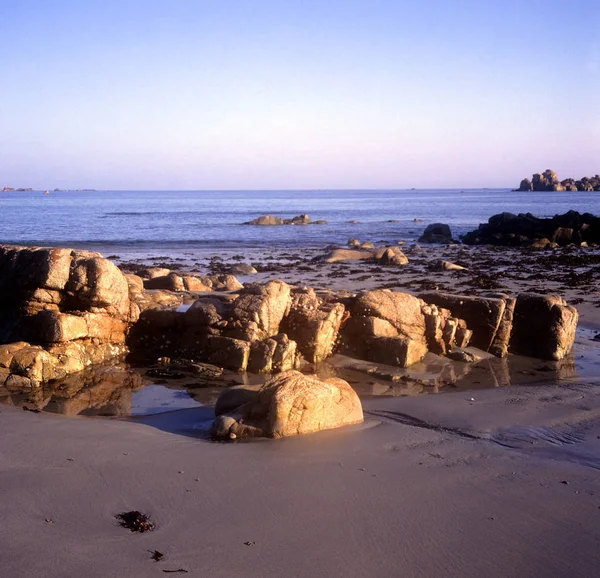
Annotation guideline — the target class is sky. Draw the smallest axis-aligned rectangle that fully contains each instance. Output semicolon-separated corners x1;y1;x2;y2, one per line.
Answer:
0;0;599;190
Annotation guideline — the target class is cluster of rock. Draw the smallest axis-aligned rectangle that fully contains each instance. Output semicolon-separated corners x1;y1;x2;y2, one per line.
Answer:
419;292;577;361
517;170;600;192
128;281;345;373
0;243;579;441
462;210;600;247
245;214;327;226
0;245;249;392
140;267;243;292
0;245;138;391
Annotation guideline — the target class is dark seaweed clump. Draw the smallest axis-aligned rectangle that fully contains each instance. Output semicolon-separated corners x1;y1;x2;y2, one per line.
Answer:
116;511;154;532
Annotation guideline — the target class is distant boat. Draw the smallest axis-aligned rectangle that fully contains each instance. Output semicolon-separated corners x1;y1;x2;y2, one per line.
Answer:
43;190;50;195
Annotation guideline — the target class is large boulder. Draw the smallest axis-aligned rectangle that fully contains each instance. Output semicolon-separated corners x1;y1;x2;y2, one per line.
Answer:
342;290;429;367
211;370;363;440
352;290;426;341
66;255;131;319
510;294;578;360
418;223;453;244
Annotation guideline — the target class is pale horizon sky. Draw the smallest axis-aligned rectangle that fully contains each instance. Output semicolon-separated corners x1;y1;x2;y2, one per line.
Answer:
1;0;599;190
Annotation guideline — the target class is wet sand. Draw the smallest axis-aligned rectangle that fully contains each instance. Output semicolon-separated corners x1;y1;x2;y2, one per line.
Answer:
2;242;600;577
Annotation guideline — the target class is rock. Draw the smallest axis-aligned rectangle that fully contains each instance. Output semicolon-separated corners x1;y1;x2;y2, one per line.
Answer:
214;386;259;417
321;249;374;263
231;281;292;340
9;347;59;386
182;276;213;292
248;334;298;373
143;273;185;291
246;215;284;226
0;342;30;368
529;238;551;249
517;178;533;191
245;214;321;226
185;297;231;326
431;259;466;271
228;263;257;275
420;292;509;355
363;336;428;368
352;290;426;342
377;247;409;266
67;255;131;319
341;290;430;367
510;294;578;360
144;267;171;279
207;274;243;292
125;274;144;295
288;214;311;225
447;349;481;363
29;310;89;343
281;288;345;363
248;338;278;373
211;370;363;440
463;210;600;247
418;223;453;244
204;336;251;372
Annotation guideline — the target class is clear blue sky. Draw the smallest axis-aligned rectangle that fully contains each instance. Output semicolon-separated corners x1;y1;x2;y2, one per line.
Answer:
1;0;598;189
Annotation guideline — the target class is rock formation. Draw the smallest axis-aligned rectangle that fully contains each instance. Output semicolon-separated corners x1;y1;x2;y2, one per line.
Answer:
211;370;364;440
420;292;577;360
0;245;138;389
516;170;600;192
0;245;580;410
462;210;600;247
245;214;328;226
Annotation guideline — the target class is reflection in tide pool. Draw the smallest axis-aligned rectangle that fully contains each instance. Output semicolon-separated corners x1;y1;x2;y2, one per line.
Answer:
131;384;203;416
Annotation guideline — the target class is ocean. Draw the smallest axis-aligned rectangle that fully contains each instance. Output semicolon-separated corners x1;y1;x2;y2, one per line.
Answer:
1;188;599;252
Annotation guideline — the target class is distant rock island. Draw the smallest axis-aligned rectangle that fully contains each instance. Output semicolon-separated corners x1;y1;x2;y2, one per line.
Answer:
516;170;600;192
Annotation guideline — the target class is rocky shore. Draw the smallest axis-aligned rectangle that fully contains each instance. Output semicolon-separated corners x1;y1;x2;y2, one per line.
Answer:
0;240;586;440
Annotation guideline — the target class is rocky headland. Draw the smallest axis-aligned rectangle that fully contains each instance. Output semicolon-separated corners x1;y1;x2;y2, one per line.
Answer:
516;169;600;192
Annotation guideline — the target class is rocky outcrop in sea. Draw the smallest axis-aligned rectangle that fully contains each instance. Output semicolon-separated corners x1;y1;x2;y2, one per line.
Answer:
462;210;600;247
516;170;600;192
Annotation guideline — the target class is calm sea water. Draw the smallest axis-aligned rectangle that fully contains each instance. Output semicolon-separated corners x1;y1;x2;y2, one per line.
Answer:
1;189;598;251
